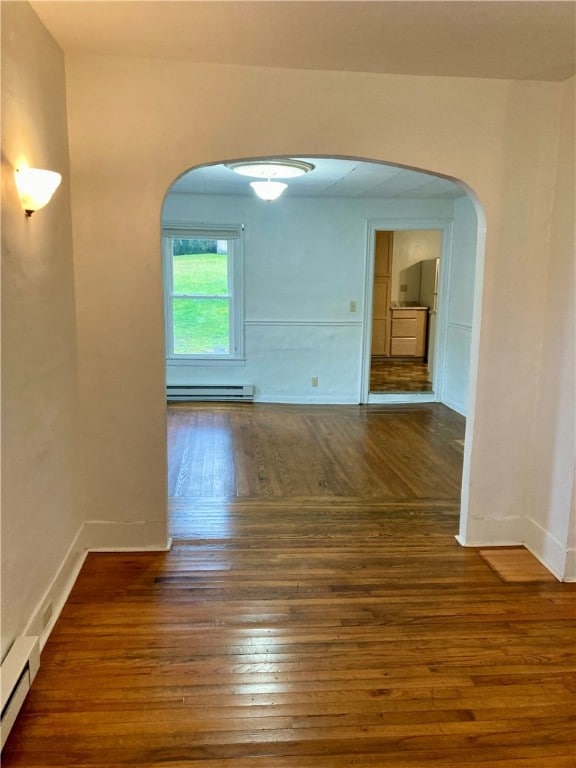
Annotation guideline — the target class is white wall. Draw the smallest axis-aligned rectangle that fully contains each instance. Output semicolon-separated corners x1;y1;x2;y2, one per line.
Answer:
567;482;576;581
1;2;83;658
441;196;478;415
163;193;457;403
526;76;575;579
62;52;565;560
1;4;572;669
390;230;441;304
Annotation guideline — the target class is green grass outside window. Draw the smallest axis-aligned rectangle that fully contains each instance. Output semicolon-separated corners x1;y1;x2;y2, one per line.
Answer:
172;252;230;355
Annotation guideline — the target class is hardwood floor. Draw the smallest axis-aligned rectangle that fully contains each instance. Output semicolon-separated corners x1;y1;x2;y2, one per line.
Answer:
167;403;464;505
4;404;575;767
370;358;432;393
479;547;559;583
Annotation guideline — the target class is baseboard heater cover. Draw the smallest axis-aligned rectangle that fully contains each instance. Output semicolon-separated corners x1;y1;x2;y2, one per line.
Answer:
1;636;40;750
167;385;254;402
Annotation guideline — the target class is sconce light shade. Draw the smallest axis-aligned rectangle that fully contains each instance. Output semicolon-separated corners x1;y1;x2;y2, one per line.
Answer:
15;168;62;217
250;180;287;202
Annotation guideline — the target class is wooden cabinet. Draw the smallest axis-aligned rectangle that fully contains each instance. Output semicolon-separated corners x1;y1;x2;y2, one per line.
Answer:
371;232;393;357
389;307;428;358
374;230;392;276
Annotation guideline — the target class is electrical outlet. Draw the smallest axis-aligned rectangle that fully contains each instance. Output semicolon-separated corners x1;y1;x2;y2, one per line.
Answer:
349;300;357;313
400;284;408;292
311;377;319;387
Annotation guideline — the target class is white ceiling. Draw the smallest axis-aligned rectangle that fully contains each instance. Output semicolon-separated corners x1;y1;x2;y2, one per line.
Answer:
31;1;575;83
170;158;465;200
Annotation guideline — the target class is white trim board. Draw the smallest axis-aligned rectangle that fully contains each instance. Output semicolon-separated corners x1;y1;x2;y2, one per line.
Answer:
439;394;467;417
21;521;172;653
456;515;525;549
23;525;88;650
456;516;573;582
447;320;473;331
524;517;569;581
367;392;437;405
360;216;455;406
564;550;576;582
245;319;362;327
255;394;359;405
83;520;171;551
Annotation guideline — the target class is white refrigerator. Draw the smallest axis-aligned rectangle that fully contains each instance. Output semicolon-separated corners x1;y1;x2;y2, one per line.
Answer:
419;258;440;378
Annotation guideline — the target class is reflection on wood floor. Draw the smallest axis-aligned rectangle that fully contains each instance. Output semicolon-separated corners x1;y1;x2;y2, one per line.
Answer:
167;403;465;506
370;358;432;393
6;404;576;768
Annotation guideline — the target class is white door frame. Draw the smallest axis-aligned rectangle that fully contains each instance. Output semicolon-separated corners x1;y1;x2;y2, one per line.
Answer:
360;217;454;404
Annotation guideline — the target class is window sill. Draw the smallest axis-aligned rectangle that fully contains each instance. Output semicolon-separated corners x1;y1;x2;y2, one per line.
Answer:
166;358;246;367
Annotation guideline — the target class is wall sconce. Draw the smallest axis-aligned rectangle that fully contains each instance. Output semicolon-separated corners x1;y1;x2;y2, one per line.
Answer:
14;168;62;217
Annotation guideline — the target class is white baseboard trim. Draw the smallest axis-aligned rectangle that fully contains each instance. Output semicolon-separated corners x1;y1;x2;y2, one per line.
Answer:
367;392;437;405
254;394;359;405
21;520;171;654
23;525;88;650
83;520;171;551
564;549;576;582
438;394;466;416
245;319;362;327
457;516;571;581
524;517;567;581
455;515;524;548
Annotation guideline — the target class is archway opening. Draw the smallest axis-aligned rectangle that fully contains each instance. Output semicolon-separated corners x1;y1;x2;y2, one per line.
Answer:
161;155;485;541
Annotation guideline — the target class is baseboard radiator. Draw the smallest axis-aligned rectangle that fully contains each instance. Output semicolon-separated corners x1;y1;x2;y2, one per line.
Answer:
167;385;254;402
1;637;40;750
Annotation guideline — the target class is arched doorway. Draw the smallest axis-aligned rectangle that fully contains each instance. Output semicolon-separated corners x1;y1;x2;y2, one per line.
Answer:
161;155;486;541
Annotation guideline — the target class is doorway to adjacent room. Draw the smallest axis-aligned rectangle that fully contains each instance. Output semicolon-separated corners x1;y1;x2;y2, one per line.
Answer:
369;229;442;395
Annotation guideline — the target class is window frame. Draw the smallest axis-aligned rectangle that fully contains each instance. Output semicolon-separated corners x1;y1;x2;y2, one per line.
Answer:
162;222;245;363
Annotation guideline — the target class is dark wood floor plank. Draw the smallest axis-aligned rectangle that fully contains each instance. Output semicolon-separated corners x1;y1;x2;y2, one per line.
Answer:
167;403;465;502
3;403;575;767
370;358;433;392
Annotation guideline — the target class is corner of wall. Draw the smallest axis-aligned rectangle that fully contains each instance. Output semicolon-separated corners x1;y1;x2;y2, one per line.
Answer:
523;75;575;580
1;0;84;659
23;525;87;650
22;519;172;652
523;518;568;581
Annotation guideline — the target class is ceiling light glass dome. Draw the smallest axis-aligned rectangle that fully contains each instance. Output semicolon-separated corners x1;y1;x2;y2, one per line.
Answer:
226;159;315;179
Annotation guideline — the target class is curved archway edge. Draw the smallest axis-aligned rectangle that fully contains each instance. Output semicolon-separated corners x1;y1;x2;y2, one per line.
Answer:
64;59;565;576
161;154;487;543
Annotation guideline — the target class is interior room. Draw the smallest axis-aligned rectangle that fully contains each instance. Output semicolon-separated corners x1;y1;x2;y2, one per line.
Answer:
2;1;574;764
369;228;443;394
162;158;477;412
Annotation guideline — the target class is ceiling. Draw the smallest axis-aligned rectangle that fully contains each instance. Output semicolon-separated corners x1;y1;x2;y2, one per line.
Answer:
31;1;575;82
170;158;465;200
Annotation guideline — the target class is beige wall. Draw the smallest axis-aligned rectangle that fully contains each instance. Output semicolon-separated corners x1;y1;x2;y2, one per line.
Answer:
64;54;564;553
1;2;82;657
526;76;575;577
3;4;573;652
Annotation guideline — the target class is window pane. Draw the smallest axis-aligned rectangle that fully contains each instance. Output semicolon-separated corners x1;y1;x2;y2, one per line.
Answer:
172;239;229;295
173;298;230;355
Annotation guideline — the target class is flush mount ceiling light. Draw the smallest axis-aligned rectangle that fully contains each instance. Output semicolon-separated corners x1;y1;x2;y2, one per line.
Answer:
15;167;62;217
227;159;315;202
227;159;315;179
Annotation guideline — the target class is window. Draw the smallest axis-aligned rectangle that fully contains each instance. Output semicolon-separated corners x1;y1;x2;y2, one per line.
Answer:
163;224;244;361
